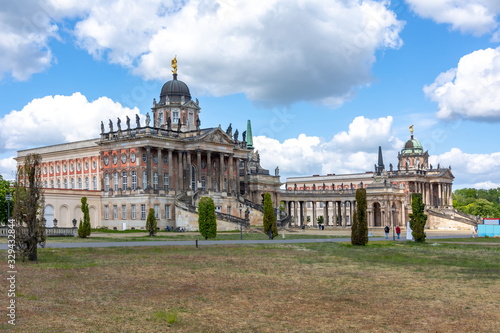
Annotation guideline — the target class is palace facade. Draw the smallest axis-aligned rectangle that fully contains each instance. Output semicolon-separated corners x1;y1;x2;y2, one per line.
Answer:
15;67;281;230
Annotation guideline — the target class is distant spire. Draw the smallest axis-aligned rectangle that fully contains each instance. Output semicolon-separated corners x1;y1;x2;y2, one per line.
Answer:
376;146;385;175
246;120;254;149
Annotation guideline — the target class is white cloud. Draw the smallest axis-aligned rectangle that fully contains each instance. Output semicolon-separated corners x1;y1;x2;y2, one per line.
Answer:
0;0;59;80
0;157;16;181
430;148;500;187
424;47;500;121
406;0;500;38
69;0;403;106
0;93;139;150
254;116;400;177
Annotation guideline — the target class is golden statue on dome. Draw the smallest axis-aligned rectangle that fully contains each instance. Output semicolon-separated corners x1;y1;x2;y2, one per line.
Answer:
171;56;178;74
409;125;414;134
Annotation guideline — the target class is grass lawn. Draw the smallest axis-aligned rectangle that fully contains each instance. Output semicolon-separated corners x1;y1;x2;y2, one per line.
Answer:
1;240;498;332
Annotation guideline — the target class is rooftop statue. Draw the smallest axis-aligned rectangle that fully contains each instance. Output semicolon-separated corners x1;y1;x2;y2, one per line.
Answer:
171;56;178;74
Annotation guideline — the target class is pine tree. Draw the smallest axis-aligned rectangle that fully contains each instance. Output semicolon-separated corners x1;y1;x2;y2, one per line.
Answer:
351;188;368;245
263;193;278;239
78;197;91;238
146;208;157;236
409;193;427;242
198;197;217;240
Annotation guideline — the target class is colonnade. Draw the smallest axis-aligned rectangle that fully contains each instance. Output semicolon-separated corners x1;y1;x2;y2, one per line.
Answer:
283;199;356;227
407;181;453;207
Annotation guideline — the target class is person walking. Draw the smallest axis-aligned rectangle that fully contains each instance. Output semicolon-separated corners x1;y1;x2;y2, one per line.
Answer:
384;225;390;239
395;226;401;239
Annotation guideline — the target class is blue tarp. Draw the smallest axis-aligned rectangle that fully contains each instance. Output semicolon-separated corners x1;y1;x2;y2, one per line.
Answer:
478;224;500;237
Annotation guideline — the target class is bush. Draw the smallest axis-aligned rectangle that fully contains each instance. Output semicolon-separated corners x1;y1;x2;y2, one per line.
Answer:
146;208;157;237
198;197;217;240
351;188;368;246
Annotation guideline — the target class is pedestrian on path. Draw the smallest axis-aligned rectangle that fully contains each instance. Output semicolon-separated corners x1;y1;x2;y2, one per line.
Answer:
395;226;401;239
384;226;390;239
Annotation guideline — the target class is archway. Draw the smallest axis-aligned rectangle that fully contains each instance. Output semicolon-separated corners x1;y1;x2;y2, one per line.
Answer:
60;205;69;227
44;205;54;227
373;202;382;227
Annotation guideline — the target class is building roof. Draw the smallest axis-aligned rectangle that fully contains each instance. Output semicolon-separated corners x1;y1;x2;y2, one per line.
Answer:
401;135;424;154
159;73;191;104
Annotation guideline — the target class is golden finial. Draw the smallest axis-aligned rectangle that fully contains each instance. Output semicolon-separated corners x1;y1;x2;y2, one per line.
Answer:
171;56;178;74
409;125;414;134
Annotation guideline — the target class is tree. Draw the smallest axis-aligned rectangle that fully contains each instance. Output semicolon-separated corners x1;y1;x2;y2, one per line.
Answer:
351;188;368;245
0;175;12;225
198;197;217;240
146;208;157;236
13;153;46;262
317;216;324;225
263;193;278;239
462;199;500;218
409;193;427;242
78;197;92;238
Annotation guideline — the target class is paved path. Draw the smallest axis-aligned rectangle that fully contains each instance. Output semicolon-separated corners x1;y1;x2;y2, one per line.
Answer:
0;234;473;250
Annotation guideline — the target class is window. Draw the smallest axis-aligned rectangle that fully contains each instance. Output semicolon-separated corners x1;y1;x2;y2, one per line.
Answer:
104;205;109;219
165;205;170;219
113;172;118;191
57;179;61;188
85;177;89;190
113;205;117;219
131;205;136;220
131;171;137;190
122;205;126;219
141;204;146;220
227;206;231;215
93;176;97;190
105;173;110;191
78;177;82;189
163;173;169;191
71;178;75;189
154;204;159;219
142;171;147;189
64;179;68;189
319;202;323;208
122;171;128;191
153;172;158;190
201;176;206;190
44;181;48;188
159;111;164;124
51;180;54;188
306;202;311;208
172;110;179;123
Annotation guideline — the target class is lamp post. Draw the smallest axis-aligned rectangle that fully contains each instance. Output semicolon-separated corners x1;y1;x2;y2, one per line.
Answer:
6;193;12;223
391;207;395;241
53;218;58;228
72;218;77;228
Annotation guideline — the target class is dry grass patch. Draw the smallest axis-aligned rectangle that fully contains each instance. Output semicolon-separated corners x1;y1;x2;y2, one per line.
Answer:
1;242;498;332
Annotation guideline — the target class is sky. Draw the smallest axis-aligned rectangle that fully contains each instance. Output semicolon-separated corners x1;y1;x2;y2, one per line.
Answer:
1;0;500;190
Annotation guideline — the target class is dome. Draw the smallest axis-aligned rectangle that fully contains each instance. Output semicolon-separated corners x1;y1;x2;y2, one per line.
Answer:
401;136;424;154
159;73;191;104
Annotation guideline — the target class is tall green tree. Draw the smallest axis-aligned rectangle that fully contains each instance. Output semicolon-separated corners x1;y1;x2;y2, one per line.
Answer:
198;197;217;240
263;193;278;239
351;188;368;245
78;197;92;238
0;175;12;225
146;208;157;236
13;153;46;262
462;199;500;218
409;193;427;242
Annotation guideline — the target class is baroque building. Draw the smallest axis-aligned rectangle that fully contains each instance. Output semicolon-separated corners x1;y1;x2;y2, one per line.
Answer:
15;61;281;230
281;128;479;230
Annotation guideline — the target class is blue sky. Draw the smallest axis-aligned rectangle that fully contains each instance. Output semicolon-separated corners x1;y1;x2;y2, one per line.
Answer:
1;0;500;189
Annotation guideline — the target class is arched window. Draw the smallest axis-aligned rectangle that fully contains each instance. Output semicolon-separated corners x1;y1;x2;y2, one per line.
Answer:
78;177;82;189
93;176;97;190
122;171;128;191
57;179;61;188
64;179;68;189
71;178;75;189
163;173;169;191
131;171;137;190
113;172;118;191
159;111;164;124
85;177;89;190
142;171;147;188
201;176;206;190
105;173;110;192
50;180;54;188
153;172;159;190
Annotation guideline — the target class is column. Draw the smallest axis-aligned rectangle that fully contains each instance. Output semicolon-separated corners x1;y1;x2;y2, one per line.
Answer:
186;151;192;190
177;150;183;191
438;183;442;206
207;151;212;191
312;201;317;227
157;149;163;191
146;146;152;189
168;149;173;191
197;150;202;190
228;154;234;194
219;152;224;192
236;158;241;195
294;201;298;226
323;201;329;226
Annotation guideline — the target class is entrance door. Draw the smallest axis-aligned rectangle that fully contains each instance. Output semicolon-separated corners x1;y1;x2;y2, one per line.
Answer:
373;203;382;227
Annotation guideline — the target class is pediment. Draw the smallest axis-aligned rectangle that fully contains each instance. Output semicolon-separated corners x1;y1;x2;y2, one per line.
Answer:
199;128;234;144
